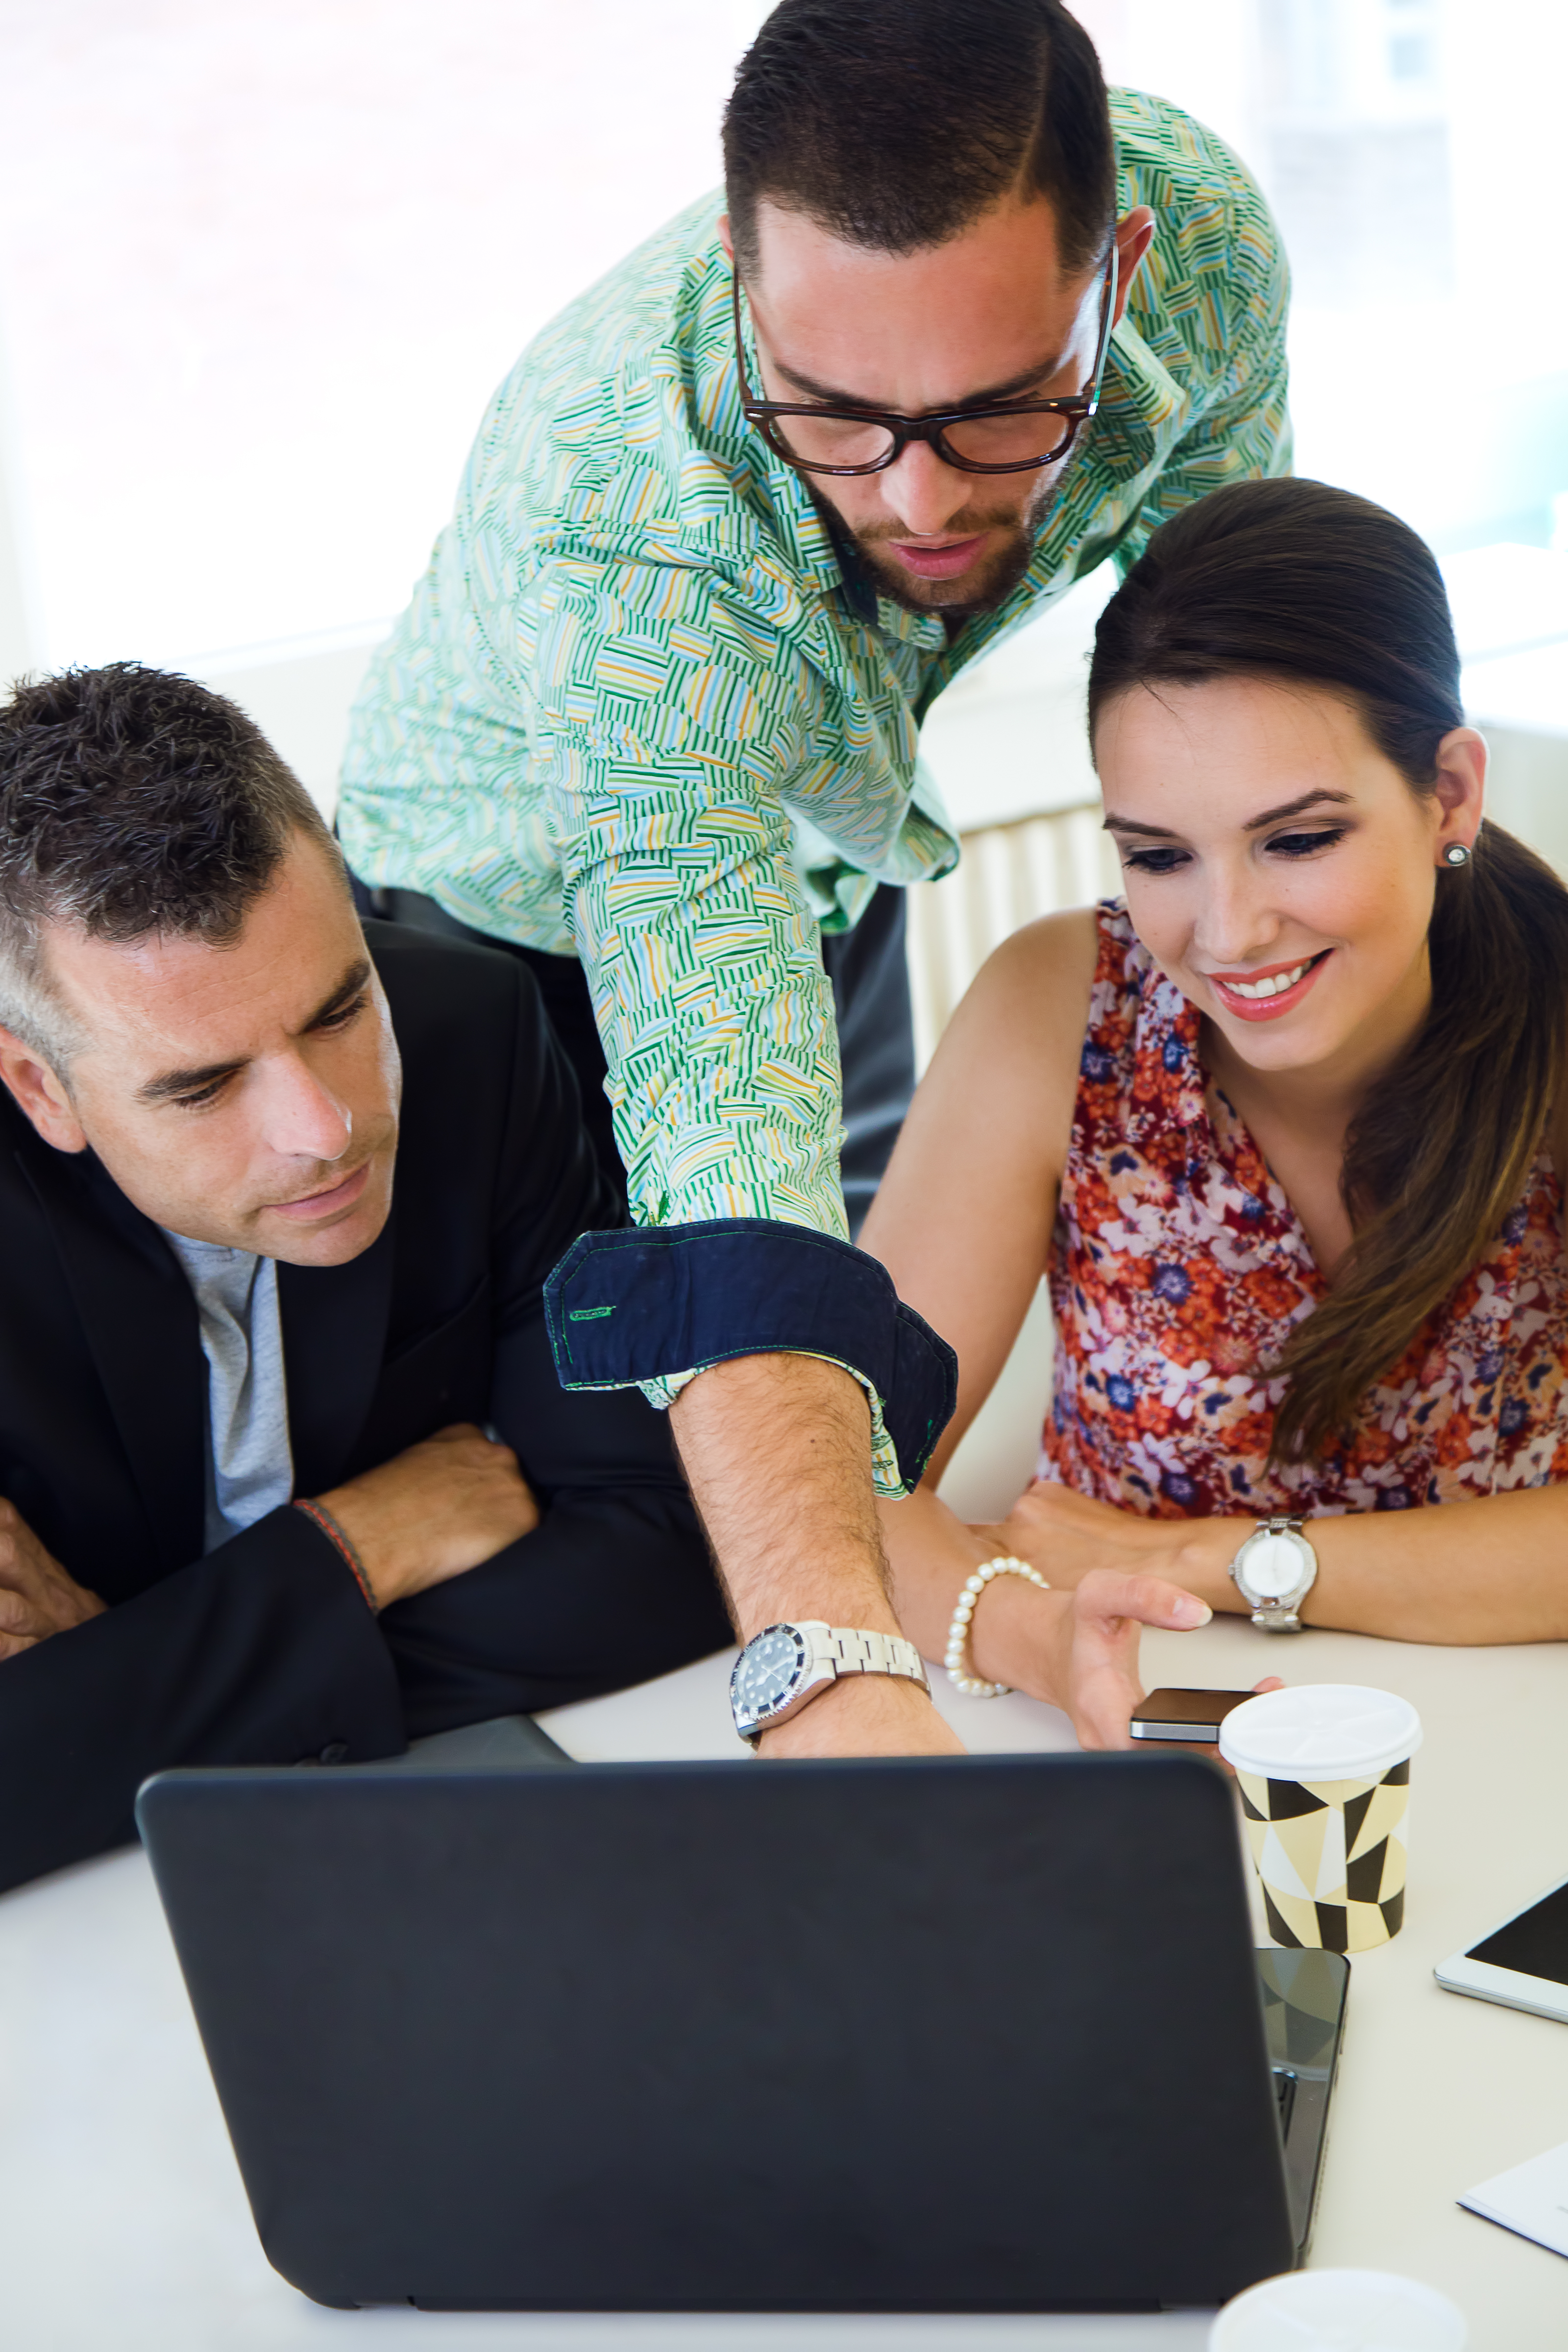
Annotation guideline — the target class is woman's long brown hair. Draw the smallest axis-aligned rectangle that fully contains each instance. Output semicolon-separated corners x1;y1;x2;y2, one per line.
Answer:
1087;478;1568;1465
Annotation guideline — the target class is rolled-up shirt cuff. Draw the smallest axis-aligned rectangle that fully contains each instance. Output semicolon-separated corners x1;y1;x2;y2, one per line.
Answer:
542;1220;957;1496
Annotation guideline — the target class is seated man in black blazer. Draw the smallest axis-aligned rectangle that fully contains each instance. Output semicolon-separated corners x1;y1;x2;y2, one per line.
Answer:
0;662;732;1892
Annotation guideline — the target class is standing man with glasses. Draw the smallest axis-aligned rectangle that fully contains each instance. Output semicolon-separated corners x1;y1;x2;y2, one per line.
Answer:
338;0;1291;1759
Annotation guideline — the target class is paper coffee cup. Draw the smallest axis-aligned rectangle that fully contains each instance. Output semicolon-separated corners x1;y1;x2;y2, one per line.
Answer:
1210;2267;1466;2350
1219;1685;1422;1953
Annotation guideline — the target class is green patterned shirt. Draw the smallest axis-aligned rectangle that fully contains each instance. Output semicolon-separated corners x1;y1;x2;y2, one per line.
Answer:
339;87;1289;1273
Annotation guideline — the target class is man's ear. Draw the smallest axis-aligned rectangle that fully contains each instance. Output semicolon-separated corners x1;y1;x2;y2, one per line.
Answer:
1111;205;1157;325
0;1026;87;1152
717;213;734;264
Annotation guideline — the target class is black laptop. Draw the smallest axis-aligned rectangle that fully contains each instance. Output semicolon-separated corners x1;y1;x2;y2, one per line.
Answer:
136;1740;1347;2314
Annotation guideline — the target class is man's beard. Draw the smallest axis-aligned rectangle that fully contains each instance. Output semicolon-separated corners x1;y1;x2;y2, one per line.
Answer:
811;467;1060;621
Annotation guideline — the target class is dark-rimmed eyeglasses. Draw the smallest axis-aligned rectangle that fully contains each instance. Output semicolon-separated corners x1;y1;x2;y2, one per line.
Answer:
731;242;1118;478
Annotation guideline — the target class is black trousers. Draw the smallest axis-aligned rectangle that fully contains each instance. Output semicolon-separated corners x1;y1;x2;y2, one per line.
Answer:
349;878;916;1236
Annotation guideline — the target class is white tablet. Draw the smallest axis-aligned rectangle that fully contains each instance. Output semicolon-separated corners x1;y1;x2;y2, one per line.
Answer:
1436;1872;1568;2023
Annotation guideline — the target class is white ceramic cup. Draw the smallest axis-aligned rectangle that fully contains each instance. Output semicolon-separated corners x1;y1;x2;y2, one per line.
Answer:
1219;1685;1422;1952
1210;2266;1467;2349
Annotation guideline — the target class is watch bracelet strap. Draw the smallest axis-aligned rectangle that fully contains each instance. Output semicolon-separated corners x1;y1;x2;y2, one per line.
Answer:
1254;1514;1302;1633
816;1624;930;1693
730;1621;933;1748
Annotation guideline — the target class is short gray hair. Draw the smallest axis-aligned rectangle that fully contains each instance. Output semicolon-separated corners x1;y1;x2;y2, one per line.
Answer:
0;662;341;1076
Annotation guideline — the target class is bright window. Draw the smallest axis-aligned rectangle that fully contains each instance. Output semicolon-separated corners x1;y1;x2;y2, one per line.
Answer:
1079;0;1568;559
0;0;768;670
1;0;1563;709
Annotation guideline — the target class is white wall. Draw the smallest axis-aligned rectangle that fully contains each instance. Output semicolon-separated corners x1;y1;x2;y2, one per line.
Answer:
0;320;37;686
196;629;385;823
0;0;771;677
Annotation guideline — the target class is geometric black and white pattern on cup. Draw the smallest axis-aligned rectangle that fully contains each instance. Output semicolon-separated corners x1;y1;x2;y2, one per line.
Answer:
1238;1760;1410;1952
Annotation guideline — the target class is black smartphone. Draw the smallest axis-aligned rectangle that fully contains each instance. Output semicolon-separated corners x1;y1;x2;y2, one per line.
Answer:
1129;1687;1254;1743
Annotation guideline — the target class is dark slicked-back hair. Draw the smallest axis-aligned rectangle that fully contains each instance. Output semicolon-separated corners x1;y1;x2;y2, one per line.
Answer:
722;0;1115;281
0;662;338;1068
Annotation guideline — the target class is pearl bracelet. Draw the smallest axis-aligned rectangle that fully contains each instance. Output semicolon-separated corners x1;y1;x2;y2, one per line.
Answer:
945;1555;1051;1697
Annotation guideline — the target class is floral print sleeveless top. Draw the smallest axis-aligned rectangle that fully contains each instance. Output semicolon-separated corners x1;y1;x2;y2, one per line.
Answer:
1040;904;1568;1517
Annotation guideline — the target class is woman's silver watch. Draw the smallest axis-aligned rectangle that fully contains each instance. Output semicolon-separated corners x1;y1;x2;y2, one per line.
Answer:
1228;1516;1319;1632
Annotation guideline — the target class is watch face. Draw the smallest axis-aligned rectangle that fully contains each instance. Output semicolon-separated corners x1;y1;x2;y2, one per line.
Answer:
732;1624;806;1724
1240;1531;1306;1601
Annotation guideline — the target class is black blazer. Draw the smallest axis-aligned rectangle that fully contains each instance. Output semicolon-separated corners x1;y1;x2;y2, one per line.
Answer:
0;923;730;1891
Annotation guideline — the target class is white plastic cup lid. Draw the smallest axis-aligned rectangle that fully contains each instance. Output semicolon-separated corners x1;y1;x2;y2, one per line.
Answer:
1218;1684;1422;1785
1210;2268;1467;2349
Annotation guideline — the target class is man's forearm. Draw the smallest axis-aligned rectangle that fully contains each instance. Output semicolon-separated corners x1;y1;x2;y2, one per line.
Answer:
669;1352;897;1638
0;1511;404;1893
669;1351;964;1757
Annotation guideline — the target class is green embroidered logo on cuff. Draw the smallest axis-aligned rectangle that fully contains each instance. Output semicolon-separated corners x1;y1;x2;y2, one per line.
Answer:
568;1304;616;1320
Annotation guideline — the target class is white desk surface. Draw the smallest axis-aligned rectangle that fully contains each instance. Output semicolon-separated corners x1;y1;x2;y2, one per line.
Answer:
3;1618;1567;2352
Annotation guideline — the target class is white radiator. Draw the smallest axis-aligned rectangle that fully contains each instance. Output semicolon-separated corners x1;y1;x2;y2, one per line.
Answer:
907;804;1122;1072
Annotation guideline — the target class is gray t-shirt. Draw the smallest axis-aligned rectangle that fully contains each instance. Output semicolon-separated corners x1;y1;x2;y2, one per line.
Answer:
162;1232;294;1554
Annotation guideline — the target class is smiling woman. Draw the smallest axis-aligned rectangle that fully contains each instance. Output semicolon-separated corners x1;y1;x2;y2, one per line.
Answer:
862;477;1568;1709
1086;480;1568;1468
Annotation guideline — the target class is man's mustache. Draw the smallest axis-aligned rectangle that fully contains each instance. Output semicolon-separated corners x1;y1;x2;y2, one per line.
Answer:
853;511;1025;546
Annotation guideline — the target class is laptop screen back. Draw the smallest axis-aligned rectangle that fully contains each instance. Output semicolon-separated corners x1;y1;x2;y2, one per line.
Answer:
138;1751;1296;2312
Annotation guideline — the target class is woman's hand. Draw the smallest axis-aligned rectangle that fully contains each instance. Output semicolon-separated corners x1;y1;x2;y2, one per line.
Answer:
877;1484;1279;1751
975;1478;1238;1602
1003;1569;1208;1748
980;1567;1281;1753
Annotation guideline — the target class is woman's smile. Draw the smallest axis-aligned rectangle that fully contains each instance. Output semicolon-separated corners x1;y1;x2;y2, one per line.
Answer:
1205;949;1333;1022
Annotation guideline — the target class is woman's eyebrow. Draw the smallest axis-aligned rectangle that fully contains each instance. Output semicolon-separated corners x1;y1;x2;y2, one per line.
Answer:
1102;788;1356;840
1102;811;1179;838
1242;787;1355;831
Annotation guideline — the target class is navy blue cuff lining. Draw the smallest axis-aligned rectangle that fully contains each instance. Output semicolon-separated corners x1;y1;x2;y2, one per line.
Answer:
543;1220;957;1488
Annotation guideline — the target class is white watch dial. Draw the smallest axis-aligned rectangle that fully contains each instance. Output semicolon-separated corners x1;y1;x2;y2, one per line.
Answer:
1241;1531;1307;1600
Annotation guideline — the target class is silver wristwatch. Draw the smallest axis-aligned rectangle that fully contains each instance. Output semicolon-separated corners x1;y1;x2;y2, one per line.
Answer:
730;1621;931;1747
1228;1515;1318;1632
